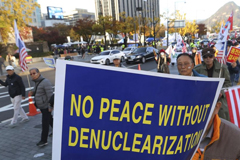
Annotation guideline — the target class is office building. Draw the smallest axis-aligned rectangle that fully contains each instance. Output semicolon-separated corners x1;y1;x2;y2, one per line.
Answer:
0;0;41;27
95;0;160;22
41;13;69;27
64;8;95;26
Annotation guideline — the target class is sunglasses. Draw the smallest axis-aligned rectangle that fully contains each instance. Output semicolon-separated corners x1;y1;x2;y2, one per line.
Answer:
30;72;37;76
203;54;214;59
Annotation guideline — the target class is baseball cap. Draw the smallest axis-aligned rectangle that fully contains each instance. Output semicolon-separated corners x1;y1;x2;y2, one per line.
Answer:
113;57;120;60
6;66;14;71
201;48;215;56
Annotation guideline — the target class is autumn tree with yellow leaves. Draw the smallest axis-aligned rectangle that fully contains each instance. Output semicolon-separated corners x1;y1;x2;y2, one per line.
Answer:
211;20;225;33
0;0;39;43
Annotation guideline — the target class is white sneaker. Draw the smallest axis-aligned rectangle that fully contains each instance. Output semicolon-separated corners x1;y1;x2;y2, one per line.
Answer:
20;118;29;123
8;123;17;128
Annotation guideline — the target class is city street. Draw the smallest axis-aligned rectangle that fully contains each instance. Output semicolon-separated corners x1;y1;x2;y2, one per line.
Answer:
0;59;178;123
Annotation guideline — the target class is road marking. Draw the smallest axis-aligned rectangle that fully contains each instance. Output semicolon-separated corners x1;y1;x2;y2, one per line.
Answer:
0;87;34;99
0;86;6;89
0;91;8;95
0;99;29;112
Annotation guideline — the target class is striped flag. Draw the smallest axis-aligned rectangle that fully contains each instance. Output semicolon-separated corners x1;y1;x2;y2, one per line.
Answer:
215;51;227;64
18;39;28;71
225;86;240;128
14;20;28;72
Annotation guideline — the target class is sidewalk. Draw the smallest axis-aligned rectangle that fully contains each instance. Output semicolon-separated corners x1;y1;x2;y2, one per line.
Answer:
0;114;52;160
0;53;98;160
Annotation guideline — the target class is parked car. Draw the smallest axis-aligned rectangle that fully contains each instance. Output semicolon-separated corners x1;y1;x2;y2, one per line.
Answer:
125;47;158;64
122;47;137;58
90;50;125;65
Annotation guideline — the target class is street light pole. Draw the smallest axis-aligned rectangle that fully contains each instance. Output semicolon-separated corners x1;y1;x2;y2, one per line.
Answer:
167;20;169;47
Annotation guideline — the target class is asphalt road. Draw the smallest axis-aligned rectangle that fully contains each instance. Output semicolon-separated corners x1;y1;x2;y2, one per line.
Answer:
0;60;178;123
0;70;55;123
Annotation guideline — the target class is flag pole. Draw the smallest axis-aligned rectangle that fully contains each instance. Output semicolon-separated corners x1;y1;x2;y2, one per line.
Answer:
219;23;230;78
219;39;227;78
26;68;31;88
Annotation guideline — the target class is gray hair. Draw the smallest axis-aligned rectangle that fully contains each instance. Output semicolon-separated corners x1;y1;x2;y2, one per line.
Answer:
29;68;40;73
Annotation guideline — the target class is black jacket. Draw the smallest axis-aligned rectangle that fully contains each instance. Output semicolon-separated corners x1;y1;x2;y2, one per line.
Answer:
227;60;240;75
0;73;25;98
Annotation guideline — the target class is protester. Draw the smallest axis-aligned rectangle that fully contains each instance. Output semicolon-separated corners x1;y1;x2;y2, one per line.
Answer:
155;49;171;73
192;100;240;159
6;53;12;66
191;47;201;66
0;55;6;75
194;48;231;120
233;42;240;83
11;55;17;67
176;52;240;159
29;68;53;147
227;60;240;86
81;46;85;59
0;66;29;127
225;42;240;86
96;45;101;54
177;53;205;77
113;57;125;68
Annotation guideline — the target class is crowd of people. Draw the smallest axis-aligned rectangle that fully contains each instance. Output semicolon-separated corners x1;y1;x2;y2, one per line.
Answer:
0;36;240;159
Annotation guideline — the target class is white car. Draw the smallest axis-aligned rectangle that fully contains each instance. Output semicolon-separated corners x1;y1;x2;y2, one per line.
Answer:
90;50;125;65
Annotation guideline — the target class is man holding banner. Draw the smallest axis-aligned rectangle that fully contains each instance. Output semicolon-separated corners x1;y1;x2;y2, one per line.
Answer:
194;48;231;120
193;99;240;159
176;53;240;159
226;43;240;86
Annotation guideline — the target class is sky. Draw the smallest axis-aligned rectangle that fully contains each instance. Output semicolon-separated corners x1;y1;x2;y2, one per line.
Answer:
38;0;240;21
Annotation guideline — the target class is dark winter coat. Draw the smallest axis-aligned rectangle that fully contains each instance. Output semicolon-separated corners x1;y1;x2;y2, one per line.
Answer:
0;73;25;98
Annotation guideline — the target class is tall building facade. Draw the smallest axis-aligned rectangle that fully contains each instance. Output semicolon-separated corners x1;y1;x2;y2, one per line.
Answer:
64;8;95;26
95;0;160;22
0;0;41;27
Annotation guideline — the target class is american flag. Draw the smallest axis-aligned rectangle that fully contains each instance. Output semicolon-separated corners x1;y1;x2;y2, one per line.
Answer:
215;51;227;64
14;20;28;72
18;39;28;71
225;86;240;128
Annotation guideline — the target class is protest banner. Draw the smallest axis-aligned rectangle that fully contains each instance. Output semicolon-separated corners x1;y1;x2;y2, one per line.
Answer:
226;46;240;63
53;60;224;160
43;58;55;68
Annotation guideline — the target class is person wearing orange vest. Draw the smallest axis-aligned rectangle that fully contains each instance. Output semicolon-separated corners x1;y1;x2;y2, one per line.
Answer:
192;100;240;160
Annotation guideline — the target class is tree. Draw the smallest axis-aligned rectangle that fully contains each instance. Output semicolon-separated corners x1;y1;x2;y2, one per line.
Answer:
106;19;119;44
73;17;95;44
118;12;135;46
0;0;39;43
69;28;79;42
156;24;166;38
32;26;66;47
197;24;207;37
52;23;71;38
140;17;151;43
211;20;224;33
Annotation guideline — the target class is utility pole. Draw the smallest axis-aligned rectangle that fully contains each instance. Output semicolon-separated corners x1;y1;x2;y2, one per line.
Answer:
153;1;155;48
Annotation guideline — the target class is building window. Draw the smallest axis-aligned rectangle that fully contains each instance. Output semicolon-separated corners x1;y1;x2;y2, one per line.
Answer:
34;19;37;23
